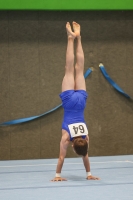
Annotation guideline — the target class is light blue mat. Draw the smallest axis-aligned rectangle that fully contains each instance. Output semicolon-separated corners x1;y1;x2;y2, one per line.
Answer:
0;155;133;200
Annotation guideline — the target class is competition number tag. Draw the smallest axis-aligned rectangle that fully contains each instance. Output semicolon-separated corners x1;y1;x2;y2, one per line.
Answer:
68;122;88;138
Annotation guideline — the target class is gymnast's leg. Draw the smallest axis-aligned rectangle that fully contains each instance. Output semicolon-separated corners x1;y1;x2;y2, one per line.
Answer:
73;21;86;91
61;22;76;92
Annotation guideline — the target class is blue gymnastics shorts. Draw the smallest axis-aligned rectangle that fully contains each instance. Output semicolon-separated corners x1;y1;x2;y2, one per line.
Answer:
59;90;88;111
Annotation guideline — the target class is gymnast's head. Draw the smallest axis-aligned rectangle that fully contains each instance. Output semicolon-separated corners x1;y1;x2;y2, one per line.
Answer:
72;137;88;157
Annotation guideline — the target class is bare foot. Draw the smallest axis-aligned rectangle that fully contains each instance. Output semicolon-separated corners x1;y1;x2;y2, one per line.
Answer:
72;21;80;38
66;22;76;39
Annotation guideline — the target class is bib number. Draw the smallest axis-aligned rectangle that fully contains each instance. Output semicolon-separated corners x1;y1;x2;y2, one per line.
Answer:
68;123;88;138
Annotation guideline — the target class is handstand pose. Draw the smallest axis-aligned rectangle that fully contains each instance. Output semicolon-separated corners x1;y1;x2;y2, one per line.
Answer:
52;22;99;181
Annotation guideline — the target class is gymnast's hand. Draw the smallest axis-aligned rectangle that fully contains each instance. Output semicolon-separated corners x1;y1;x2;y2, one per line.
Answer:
86;175;100;180
51;177;67;182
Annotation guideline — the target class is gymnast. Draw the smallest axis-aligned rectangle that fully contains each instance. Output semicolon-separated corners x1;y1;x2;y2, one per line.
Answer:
52;22;99;181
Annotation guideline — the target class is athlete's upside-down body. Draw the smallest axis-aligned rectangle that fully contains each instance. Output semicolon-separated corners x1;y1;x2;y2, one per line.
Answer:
51;22;100;181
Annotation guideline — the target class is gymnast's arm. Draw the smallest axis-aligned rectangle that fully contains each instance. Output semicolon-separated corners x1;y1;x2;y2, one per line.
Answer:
82;139;100;180
82;154;100;180
51;132;69;181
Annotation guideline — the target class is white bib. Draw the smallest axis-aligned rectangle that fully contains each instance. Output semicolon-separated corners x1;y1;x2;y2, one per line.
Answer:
68;122;88;138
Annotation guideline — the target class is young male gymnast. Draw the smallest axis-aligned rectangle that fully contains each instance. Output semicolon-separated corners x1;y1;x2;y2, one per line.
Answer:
52;22;99;181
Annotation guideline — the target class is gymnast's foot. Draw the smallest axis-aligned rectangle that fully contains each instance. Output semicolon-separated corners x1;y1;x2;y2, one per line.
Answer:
72;21;80;38
66;22;76;39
